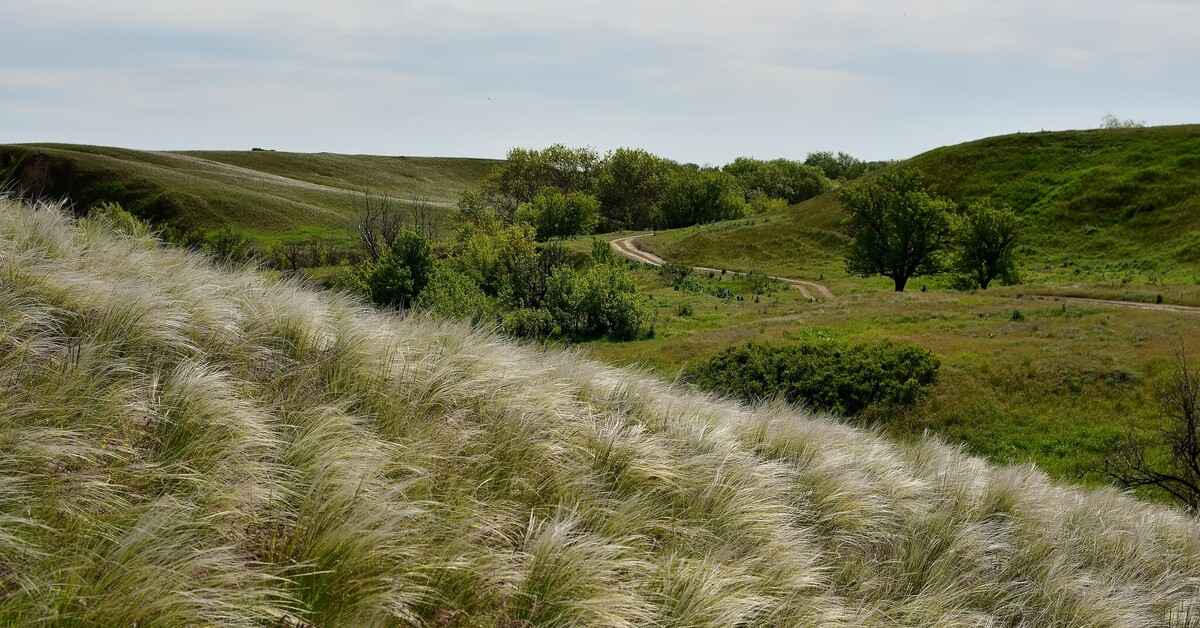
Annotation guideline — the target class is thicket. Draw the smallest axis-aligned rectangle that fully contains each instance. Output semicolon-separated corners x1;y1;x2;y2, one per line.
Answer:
477;145;849;233
723;157;830;204
338;200;650;341
687;339;940;416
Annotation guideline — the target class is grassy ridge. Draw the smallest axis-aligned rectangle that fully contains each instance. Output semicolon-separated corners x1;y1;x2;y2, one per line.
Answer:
646;124;1200;292
0;143;497;235
3;197;1200;625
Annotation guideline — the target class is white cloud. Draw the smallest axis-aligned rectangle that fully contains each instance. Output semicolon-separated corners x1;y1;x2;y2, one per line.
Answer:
3;0;1197;161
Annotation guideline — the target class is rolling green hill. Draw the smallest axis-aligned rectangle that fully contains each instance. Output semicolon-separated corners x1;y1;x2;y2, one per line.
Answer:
4;196;1200;626
0;143;498;236
644;124;1200;296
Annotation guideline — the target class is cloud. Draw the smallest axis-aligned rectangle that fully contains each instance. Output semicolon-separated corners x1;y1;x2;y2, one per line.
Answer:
2;0;1197;161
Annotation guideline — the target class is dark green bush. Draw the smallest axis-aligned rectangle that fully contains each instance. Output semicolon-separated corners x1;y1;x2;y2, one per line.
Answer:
368;230;435;308
687;339;939;415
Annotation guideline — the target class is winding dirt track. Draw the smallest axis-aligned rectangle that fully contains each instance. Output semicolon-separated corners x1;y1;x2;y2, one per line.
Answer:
610;233;1200;314
1018;294;1200;314
610;233;834;300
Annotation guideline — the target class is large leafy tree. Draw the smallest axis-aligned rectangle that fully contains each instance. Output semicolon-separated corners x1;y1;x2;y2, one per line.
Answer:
482;145;600;218
519;189;600;241
595;147;673;230
841;169;953;292
953;200;1022;289
723;157;830;204
804;151;868;182
653;170;747;229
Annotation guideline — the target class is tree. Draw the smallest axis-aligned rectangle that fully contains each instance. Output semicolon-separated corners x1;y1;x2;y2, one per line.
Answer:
953;200;1022;289
653;170;747;229
368;230;435;308
1099;113;1145;129
519;189;600;241
841;169;953;292
482;145;600;218
595;147;672;230
265;239;308;275
353;190;404;261
723;157;830;204
804;151;868;182
1095;347;1200;511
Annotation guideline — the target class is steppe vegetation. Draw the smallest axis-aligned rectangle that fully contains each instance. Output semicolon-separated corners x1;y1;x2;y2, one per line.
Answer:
4;195;1200;625
7;128;1200;506
595;125;1200;493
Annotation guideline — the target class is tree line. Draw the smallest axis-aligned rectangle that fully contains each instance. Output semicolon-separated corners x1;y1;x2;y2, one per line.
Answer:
472;144;883;239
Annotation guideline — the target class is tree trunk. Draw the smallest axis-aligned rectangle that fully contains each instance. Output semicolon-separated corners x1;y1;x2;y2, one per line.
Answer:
894;276;907;292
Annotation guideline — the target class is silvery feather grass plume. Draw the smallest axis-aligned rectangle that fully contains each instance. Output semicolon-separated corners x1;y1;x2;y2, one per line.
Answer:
0;195;1198;626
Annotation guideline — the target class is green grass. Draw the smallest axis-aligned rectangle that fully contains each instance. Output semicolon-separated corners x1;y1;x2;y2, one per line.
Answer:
645;124;1200;301
4;196;1200;625
591;126;1200;486
0;143;498;235
584;265;1200;485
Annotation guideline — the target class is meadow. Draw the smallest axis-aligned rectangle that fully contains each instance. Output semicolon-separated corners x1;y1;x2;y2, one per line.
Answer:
575;126;1200;491
0;143;497;237
8;127;1200;499
3;196;1199;626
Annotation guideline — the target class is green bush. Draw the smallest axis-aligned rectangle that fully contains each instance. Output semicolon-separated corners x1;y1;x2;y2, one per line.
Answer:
687;339;940;415
519;189;600;241
362;230;436;308
723;157;831;204
653;170;747;229
418;267;497;324
658;260;693;287
501;307;558;338
202;226;255;265
83;201;150;237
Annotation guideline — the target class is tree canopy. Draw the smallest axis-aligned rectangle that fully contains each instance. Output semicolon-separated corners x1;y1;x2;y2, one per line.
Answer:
841;169;953;292
953;200;1022;289
723;157;831;204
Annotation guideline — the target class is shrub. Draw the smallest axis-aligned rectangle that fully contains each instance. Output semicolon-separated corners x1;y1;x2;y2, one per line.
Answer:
546;263;648;340
419;267;497;324
519;189;601;241
368;230;436;308
501;307;558;338
83;201;150;237
659;260;693;287
687;339;940;415
202;226;255;265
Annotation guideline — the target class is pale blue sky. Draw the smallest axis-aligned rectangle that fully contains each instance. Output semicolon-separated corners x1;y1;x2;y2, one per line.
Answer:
3;0;1197;164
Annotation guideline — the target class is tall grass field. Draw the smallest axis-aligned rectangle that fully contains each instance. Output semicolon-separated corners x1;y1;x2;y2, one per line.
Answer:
2;195;1199;625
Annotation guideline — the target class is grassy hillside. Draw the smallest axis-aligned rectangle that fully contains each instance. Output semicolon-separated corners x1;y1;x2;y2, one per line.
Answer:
0;143;498;236
4;200;1200;625
645;124;1200;297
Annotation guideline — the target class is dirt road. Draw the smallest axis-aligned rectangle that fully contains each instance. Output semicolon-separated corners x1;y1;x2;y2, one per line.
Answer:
610;233;1200;314
1019;294;1200;314
610;233;834;300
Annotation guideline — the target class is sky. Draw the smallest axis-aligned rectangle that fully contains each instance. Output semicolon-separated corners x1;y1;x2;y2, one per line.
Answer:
3;0;1197;164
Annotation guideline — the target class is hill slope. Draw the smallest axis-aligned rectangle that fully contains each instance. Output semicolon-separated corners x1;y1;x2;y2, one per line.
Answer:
2;196;1199;626
0;144;498;235
647;124;1200;291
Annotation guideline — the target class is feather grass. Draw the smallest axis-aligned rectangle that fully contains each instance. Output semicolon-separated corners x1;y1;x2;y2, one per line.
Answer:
1;196;1199;626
